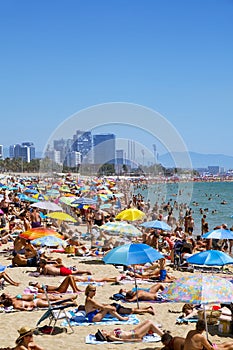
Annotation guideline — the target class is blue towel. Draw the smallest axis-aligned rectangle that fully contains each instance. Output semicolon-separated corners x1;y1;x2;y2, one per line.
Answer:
61;312;139;327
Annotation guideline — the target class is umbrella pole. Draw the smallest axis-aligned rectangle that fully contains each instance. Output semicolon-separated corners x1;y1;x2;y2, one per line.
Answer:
204;305;209;340
133;267;139;309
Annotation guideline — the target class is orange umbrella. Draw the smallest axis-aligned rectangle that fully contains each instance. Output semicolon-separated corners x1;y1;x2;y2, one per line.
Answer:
20;227;63;240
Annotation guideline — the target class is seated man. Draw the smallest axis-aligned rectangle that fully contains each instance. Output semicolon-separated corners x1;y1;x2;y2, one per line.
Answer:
161;332;185;350
184;320;233;350
12;251;38;267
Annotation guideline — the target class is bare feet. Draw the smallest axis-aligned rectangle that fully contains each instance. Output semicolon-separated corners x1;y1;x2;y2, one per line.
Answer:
147;306;155;315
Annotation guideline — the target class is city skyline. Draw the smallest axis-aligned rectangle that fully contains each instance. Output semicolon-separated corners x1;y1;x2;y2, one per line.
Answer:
0;1;232;157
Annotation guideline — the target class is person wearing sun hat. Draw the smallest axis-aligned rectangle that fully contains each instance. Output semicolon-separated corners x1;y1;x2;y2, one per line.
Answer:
15;326;44;350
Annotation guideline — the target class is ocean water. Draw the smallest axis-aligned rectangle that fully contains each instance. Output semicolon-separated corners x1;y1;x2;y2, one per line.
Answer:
133;181;233;235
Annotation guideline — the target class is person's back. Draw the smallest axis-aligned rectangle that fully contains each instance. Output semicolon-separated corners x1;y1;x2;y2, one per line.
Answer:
184;320;214;350
161;332;185;350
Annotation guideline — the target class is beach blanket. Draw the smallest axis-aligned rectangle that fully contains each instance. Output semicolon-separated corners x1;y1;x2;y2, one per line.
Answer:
86;333;161;344
61;310;139;327
176;316;199;324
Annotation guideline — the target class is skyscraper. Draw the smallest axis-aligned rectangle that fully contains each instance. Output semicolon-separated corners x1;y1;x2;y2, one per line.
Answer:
9;142;35;162
93;133;116;165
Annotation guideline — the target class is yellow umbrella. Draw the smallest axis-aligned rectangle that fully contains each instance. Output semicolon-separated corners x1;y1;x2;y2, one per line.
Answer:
46;211;77;223
115;208;145;221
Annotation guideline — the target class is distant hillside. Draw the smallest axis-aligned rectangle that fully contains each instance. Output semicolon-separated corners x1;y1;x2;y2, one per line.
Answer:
158;152;233;170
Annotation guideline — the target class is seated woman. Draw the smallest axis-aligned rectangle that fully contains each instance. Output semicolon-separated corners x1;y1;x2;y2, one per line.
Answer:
85;284;129;323
119;282;165;302
96;319;163;342
14;326;44;350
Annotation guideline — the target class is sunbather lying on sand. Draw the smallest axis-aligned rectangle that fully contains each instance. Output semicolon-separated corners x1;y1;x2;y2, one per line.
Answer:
29;274;121;293
0;292;77;311
38;259;91;276
95;319;163;342
119;282;165;302
126;258;176;282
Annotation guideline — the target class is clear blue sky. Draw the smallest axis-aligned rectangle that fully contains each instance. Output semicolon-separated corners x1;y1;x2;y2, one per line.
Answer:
0;0;232;156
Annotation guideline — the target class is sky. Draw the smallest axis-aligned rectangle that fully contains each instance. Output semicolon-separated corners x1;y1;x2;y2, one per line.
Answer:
0;0;233;157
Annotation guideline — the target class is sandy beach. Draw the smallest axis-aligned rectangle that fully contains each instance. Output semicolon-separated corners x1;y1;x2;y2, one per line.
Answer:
0;223;232;350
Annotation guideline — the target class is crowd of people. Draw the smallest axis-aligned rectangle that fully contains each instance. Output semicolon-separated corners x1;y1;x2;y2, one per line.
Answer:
1;174;233;349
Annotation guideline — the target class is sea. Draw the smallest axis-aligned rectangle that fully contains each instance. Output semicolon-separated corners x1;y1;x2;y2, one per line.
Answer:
133;181;233;235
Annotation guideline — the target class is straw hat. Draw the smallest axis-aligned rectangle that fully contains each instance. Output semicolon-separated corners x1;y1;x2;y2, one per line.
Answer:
16;326;35;344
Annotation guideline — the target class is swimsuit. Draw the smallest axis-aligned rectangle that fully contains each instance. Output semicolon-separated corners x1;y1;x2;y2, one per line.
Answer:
31;221;41;228
60;266;73;276
86;309;100;322
27;256;38;267
114;328;122;338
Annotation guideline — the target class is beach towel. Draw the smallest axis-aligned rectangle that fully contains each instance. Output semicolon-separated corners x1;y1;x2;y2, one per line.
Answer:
176;316;199;324
61;310;139;327
85;332;161;344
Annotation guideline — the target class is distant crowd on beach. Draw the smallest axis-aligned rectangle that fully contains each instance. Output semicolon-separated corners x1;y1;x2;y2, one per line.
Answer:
1;173;233;349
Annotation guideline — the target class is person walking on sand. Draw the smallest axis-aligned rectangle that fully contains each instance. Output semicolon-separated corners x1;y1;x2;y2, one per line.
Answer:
14;326;44;350
84;284;129;323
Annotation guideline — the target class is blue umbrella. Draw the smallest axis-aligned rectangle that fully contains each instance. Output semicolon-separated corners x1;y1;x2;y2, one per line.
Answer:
103;243;164;266
202;229;233;240
18;193;39;202
187;250;233;266
140;220;172;231
103;243;164;307
71;197;97;205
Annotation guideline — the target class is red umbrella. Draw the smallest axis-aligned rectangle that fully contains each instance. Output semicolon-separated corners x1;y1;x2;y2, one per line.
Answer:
20;227;63;240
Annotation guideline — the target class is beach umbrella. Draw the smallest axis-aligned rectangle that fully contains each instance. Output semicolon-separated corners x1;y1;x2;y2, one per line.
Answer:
24;188;38;194
30;201;63;212
45;211;77;223
20;227;63;240
140;220;172;231
18;193;39;203
186;250;233;266
115;208;145;221
163;274;233;339
103;243;163;307
31;235;67;247
32;193;48;201
71;197;97;205
100;221;142;237
202;228;233;240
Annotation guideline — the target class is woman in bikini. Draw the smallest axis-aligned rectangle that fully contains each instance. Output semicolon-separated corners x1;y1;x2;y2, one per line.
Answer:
84;284;129;323
119;282;165;302
0;292;77;311
97;320;163;342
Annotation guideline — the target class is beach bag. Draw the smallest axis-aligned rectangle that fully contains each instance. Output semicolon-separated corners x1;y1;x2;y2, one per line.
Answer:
198;309;222;325
95;329;107;342
64;245;75;254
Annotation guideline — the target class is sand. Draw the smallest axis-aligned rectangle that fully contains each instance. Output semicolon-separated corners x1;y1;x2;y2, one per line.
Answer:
0;224;232;349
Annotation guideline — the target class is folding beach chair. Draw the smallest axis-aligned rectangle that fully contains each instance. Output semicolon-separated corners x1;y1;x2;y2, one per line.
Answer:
36;285;75;334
